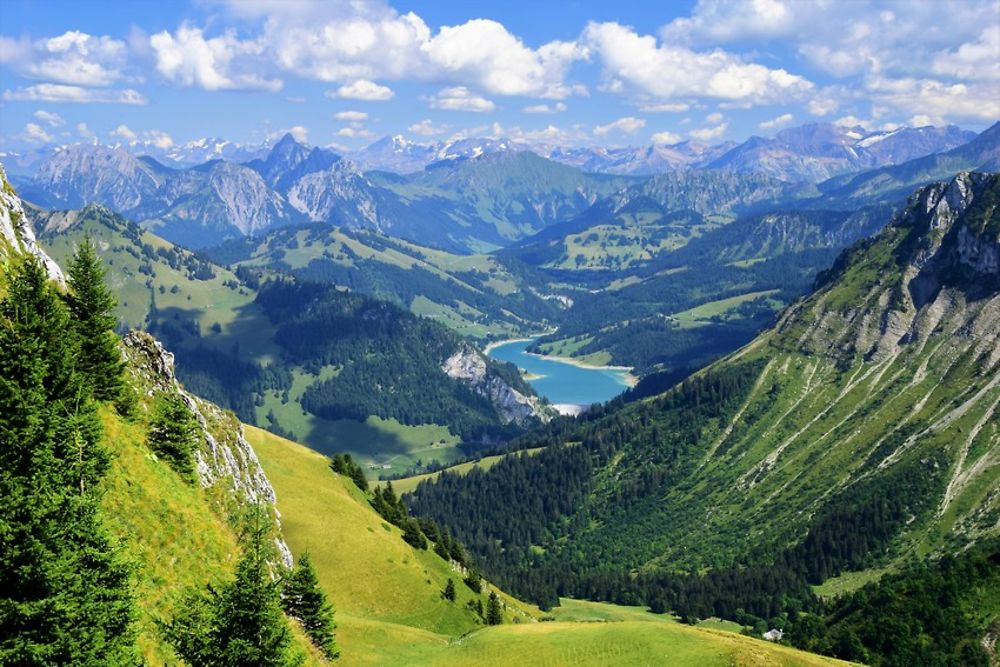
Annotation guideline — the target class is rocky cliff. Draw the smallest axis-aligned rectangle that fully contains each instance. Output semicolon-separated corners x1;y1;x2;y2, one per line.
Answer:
442;345;551;427
121;332;294;568
1;163;65;282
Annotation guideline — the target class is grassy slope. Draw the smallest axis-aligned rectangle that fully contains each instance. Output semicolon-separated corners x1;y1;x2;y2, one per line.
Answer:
249;426;852;667
98;405;326;665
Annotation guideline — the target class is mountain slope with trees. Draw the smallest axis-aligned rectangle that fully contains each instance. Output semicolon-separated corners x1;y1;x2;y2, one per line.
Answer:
406;172;1000;665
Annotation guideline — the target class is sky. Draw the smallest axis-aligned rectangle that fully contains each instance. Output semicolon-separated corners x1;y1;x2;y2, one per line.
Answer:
0;0;998;153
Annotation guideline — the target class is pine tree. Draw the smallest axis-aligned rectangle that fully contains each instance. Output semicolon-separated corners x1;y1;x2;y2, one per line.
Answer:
0;256;136;664
65;237;125;403
166;506;299;666
148;391;200;480
486;591;503;625
283;553;339;659
443;579;457;602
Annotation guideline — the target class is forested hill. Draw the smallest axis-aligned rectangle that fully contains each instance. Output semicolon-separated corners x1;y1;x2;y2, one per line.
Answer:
405;172;1000;665
30;202;551;457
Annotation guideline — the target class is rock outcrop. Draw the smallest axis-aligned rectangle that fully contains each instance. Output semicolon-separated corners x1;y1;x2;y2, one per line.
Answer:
0;162;65;282
442;345;550;427
122;331;293;568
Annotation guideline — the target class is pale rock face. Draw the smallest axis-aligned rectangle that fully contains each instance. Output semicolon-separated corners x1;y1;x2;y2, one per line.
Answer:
286;160;380;228
0;162;65;283
121;331;294;569
442;345;550;427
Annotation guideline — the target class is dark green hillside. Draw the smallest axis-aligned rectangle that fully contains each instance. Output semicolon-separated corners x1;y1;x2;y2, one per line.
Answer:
406;173;1000;663
31;204;548;474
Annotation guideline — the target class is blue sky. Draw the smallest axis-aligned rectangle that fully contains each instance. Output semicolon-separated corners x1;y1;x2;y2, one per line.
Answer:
1;0;998;152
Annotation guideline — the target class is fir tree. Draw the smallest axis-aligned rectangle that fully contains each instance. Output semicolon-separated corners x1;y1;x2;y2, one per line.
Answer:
486;591;503;625
443;579;457;602
65;237;125;403
0;256;136;664
283;553;339;660
148;392;200;480
166;506;299;666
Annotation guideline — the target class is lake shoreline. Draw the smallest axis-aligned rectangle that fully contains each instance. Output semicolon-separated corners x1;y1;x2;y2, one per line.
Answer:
523;351;639;388
486;336;639;391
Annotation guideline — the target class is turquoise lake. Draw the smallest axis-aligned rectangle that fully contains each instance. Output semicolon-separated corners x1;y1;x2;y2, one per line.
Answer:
486;339;633;409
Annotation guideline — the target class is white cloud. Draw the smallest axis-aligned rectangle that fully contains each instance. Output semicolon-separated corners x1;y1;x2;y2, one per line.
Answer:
23;122;53;143
1;31;128;87
807;94;840;116
523;102;567;113
408;119;447;136
593;116;646;136
834;115;871;130
336;126;375;138
582;21;813;106
3;84;147;104
429;86;495;112
76;122;96;141
422;19;584;98
144;130;174;149
639;102;690;112
689;122;728;140
931;26;1000;81
651;131;682;144
705;111;724;123
661;0;798;44
867;76;1000;122
33;110;64;127
150;24;281;91
330;79;394;101
759;112;794;129
334;110;369;121
111;124;138;141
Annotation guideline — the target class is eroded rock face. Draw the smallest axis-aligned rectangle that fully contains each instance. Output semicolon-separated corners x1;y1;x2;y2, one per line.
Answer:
122;331;293;568
442;345;550;427
0;162;65;283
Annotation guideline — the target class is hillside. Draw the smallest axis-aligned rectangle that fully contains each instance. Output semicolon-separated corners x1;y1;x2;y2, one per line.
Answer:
406;173;1000;662
28;202;550;474
204;223;563;339
249;426;851;667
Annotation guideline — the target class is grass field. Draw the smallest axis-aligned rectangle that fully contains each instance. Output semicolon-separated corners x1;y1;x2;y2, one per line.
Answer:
671;289;781;322
250;426;855;667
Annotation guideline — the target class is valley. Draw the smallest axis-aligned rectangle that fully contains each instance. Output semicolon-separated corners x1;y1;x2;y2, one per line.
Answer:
2;7;999;658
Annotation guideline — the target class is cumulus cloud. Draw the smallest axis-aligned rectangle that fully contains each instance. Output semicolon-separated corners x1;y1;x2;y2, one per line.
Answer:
582;21;812;106
651;131;682;144
33;110;64;127
593;116;646;136
429;86;495;112
408;119;447;136
23;122;53;143
523;102;567;113
759;112;794;129
931;25;1000;81
111;124;138;141
144;130;174;149
690;122;728;140
1;30;128;87
150;24;281;91
3;84;147;104
334;110;368;121
330;79;394;101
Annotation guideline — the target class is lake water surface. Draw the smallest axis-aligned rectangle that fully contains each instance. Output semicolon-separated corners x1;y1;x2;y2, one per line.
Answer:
486;339;633;411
